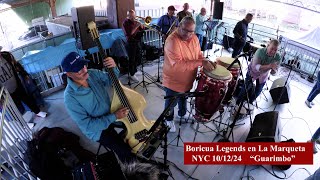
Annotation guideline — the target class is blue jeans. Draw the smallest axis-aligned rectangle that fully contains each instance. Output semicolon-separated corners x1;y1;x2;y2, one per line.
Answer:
196;34;203;49
306;166;320;180
164;87;187;121
232;38;246;58
236;71;266;104
312;127;320;141
307;71;320;102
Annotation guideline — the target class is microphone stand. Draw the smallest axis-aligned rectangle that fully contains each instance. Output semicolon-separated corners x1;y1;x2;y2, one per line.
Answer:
273;65;293;111
219;55;254;142
151;92;204;178
164;92;206;147
145;96;176;179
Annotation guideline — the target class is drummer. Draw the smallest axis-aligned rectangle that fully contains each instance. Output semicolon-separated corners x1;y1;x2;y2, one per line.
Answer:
235;39;281;111
163;16;216;132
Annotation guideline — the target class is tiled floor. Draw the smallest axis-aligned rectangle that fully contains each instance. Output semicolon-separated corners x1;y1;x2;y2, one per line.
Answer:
31;47;320;180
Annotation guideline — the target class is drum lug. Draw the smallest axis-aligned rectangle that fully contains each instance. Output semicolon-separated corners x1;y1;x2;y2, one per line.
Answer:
219;88;225;96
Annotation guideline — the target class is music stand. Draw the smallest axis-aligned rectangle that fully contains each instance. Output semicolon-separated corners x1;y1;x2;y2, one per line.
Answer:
134;29;164;92
203;20;218;58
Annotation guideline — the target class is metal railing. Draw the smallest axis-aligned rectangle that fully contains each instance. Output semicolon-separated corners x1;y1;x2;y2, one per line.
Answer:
279;36;320;78
0;87;36;179
135;8;166;18
18;28;162;96
214;17;285;45
143;29;163;48
11;32;73;60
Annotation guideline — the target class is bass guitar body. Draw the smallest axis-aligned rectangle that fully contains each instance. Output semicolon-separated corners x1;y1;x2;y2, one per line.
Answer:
110;83;154;153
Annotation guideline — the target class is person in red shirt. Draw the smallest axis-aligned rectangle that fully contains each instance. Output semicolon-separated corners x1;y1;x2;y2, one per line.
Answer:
122;10;145;82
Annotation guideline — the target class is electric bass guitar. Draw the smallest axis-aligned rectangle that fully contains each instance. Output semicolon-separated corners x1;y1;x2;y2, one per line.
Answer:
87;21;154;153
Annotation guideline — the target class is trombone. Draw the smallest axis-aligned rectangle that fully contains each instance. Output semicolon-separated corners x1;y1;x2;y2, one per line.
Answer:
136;16;152;25
135;16;161;34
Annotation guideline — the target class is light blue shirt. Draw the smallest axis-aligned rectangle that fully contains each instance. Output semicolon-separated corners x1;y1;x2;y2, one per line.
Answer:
195;14;207;35
64;68;120;141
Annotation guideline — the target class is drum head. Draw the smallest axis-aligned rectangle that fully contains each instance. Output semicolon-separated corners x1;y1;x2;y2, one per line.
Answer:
204;65;232;80
217;57;240;68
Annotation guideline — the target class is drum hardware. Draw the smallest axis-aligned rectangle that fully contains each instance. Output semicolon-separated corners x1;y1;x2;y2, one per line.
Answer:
218;55;254;142
194;66;232;122
164;91;206;147
193;65;233;141
192;110;230;143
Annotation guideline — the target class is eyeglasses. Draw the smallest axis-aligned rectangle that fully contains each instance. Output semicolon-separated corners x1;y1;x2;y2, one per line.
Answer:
181;28;195;34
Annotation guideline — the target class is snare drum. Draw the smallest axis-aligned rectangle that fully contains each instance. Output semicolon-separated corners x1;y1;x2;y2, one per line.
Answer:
216;57;240;104
194;65;232;122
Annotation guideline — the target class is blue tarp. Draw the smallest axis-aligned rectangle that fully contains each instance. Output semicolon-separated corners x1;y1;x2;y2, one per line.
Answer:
21;29;126;74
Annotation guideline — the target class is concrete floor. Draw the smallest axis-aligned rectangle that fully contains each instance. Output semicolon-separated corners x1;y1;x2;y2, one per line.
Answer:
29;47;320;180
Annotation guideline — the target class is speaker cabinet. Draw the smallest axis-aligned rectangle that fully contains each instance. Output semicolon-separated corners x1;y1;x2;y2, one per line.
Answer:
222;35;234;49
269;77;290;104
71;6;95;50
246;111;281;142
213;2;224;20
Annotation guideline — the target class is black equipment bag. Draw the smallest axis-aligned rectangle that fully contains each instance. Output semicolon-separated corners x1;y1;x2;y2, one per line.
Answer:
144;45;160;61
72;144;127;180
26;127;95;180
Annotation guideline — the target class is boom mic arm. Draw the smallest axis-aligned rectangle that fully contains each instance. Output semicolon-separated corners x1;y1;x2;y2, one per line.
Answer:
227;53;247;70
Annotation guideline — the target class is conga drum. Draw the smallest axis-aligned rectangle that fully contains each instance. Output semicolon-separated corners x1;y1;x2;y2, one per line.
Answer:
216;57;240;104
194;65;232;122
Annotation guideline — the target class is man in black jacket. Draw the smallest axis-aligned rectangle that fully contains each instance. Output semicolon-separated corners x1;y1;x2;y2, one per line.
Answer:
0;46;47;117
232;13;253;58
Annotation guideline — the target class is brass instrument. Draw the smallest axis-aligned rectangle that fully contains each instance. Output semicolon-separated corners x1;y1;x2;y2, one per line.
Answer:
135;16;161;34
166;17;179;36
136;16;152;25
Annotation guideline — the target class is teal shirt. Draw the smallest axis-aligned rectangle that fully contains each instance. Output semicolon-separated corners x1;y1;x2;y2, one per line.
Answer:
64;68;120;141
195;14;207;35
250;47;281;83
255;47;281;65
